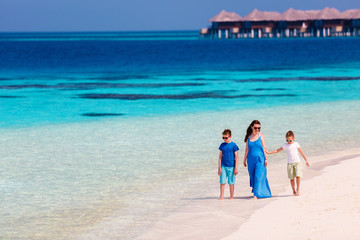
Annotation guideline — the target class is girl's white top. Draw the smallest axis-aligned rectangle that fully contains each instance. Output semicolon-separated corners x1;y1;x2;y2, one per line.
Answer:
281;142;301;163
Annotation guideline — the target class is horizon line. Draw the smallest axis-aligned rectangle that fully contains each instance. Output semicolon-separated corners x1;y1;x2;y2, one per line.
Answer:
0;29;200;34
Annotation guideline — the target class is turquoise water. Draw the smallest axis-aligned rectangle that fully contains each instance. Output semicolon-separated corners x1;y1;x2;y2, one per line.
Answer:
1;32;360;239
1;68;360;128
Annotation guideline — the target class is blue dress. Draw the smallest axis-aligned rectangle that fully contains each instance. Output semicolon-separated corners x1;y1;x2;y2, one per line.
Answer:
247;135;271;198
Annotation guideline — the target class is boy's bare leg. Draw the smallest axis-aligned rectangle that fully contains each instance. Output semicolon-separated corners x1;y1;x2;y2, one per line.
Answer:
295;177;301;196
229;185;234;200
290;179;296;195
219;184;225;200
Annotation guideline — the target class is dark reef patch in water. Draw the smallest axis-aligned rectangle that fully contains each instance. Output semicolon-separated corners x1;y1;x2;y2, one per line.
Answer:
236;76;360;82
87;75;153;81
297;76;360;81
0;74;153;81
0;95;25;98
81;113;125;117
77;92;296;100
0;82;205;90
251;88;287;91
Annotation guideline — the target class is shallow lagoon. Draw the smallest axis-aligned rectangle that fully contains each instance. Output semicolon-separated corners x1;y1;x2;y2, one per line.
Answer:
1;99;360;239
1;32;360;239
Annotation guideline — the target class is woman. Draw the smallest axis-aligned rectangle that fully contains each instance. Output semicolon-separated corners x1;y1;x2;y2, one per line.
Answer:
243;120;271;199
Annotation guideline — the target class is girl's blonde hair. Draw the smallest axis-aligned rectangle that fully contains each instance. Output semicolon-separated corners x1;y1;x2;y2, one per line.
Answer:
286;131;294;138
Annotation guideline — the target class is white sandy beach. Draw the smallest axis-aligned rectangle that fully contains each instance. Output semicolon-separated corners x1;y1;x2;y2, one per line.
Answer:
137;148;360;240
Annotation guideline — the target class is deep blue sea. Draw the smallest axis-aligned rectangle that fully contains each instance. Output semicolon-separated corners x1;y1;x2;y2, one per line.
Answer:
1;31;360;239
1;31;360;128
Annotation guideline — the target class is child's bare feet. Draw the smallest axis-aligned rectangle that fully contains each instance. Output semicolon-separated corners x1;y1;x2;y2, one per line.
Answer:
218;196;224;200
293;191;297;196
295;192;300;196
229;197;234;200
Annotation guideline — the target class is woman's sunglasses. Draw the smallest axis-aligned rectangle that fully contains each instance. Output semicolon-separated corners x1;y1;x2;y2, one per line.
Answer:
253;127;261;130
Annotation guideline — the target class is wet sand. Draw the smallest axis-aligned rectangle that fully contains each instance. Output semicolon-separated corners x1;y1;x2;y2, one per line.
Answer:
136;148;360;240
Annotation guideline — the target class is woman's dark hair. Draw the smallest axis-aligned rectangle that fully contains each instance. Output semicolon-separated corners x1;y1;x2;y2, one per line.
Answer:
244;120;261;142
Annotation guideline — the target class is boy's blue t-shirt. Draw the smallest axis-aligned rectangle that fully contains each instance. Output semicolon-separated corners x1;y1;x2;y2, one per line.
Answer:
219;142;239;167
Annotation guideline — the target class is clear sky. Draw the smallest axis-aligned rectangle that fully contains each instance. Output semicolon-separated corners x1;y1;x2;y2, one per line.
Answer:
1;0;360;32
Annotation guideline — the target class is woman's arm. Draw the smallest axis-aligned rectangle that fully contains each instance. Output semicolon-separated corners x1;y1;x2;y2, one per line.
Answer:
260;133;268;152
260;133;268;166
243;141;248;167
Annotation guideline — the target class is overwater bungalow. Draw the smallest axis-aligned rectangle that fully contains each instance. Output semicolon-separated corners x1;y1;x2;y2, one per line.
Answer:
201;7;360;39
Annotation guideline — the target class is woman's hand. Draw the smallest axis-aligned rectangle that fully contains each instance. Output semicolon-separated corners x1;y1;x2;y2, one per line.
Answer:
264;159;268;167
243;160;247;167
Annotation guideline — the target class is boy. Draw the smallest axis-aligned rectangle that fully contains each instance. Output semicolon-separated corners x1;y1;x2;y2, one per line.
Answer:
218;129;239;200
267;131;309;196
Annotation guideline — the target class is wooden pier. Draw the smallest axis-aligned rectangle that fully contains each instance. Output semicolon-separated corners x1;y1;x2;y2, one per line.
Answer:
200;8;360;39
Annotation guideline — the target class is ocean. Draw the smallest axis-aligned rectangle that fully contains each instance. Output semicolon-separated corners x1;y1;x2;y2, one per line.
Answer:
1;31;360;239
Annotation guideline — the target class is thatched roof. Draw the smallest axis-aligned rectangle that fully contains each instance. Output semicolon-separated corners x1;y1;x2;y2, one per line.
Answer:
209;7;360;23
284;7;342;20
342;9;360;19
278;8;309;21
209;10;242;22
315;7;342;20
242;9;281;21
303;10;321;20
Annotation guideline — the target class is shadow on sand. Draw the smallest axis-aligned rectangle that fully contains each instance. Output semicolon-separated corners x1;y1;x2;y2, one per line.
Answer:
182;194;292;201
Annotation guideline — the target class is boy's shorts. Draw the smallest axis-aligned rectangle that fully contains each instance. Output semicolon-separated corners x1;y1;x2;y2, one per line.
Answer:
287;162;303;179
220;166;235;185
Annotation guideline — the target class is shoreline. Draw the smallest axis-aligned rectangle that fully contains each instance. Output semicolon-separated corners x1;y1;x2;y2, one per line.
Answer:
2;99;360;239
135;147;360;240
